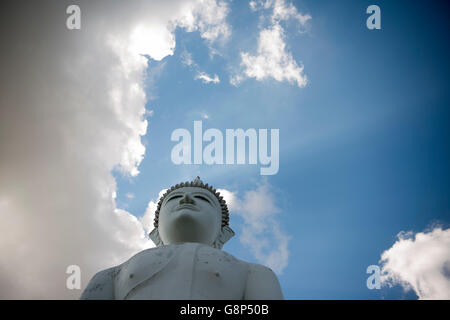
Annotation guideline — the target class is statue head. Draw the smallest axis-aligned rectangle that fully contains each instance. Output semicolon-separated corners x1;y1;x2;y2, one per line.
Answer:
149;177;235;249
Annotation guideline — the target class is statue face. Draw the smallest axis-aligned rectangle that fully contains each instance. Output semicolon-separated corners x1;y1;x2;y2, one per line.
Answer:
158;187;222;246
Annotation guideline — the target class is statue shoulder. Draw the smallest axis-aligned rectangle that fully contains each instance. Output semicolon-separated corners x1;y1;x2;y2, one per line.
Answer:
244;263;284;300
113;246;179;299
200;245;240;261
80;266;117;300
124;245;176;265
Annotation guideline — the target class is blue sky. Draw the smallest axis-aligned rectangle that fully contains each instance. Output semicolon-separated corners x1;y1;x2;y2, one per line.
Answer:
3;0;450;300
110;0;450;299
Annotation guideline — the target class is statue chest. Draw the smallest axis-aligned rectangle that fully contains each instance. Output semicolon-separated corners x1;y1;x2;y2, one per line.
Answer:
115;243;248;299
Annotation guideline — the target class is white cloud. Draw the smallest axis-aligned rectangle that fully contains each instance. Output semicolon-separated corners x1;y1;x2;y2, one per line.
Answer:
217;189;240;211
236;24;307;88
249;0;273;11
271;0;312;25
181;50;194;67
232;0;309;88
175;0;231;43
128;23;175;61
182;49;221;84
0;0;230;299
218;181;290;274
195;72;220;84
380;227;450;299
249;0;311;25
249;1;259;11
145;61;168;102
140;189;167;235
229;74;244;87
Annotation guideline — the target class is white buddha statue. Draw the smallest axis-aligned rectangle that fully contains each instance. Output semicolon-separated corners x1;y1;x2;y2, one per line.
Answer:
81;177;283;299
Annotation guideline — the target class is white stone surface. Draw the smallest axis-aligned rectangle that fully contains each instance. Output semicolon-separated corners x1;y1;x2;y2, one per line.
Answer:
81;181;283;299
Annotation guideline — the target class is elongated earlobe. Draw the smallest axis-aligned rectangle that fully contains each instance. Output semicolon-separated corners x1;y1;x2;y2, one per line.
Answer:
149;228;164;246
212;226;235;249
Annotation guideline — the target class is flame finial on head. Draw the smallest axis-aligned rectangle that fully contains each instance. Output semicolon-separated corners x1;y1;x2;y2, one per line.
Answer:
193;176;202;184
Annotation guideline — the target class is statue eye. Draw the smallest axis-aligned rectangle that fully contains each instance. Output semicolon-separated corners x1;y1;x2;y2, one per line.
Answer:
194;195;211;204
166;195;182;202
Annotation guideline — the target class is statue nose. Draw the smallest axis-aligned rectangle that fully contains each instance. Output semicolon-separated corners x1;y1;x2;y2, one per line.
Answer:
180;194;195;205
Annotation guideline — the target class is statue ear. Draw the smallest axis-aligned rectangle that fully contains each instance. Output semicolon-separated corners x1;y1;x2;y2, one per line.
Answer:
213;226;235;249
149;228;164;247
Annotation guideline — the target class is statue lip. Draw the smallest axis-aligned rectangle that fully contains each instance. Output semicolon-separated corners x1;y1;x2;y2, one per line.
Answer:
175;204;199;211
